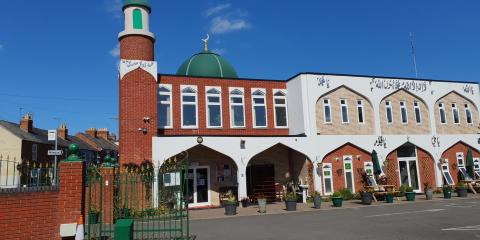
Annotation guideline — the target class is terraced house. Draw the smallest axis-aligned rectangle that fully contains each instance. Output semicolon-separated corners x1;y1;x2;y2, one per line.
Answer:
118;0;480;207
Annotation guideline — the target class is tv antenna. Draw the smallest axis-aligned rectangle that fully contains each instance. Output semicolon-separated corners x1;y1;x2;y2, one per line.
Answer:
410;32;419;78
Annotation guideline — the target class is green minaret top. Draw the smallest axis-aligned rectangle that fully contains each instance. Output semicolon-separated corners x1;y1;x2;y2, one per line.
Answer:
123;0;151;13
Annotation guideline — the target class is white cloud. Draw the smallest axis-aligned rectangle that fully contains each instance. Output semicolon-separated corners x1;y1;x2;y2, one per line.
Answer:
210;16;250;34
204;3;231;17
106;0;123;19
109;44;120;57
211;48;226;55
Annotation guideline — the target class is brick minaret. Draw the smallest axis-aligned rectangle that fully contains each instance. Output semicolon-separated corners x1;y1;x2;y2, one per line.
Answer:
118;0;158;165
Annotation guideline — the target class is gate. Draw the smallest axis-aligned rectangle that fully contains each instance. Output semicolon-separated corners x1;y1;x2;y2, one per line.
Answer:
86;152;193;239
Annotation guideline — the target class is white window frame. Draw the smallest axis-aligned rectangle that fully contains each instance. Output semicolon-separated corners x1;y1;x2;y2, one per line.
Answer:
323;98;332;124
229;87;245;128
452;103;460;124
205;86;222;128
456;152;465;167
273;89;288;128
364;162;377;186
158;84;173;129
340;99;349;124
180;85;198;129
464;103;473;124
343;155;355;192
439;102;447;124
399;101;408;124
385;100;393;124
251;89;267;128
356;100;365;124
32;144;38;161
322;163;334;195
441;159;454;185
413;101;422;124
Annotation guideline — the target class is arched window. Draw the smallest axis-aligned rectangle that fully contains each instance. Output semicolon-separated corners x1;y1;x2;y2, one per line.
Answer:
133;9;143;30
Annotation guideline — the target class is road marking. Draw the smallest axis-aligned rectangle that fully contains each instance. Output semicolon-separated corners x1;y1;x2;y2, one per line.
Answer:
442;225;480;231
365;209;445;218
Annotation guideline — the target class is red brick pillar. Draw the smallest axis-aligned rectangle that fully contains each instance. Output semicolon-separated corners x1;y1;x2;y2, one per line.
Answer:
57;161;84;237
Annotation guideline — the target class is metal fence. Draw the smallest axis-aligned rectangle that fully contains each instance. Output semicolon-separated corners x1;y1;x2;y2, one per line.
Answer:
0;158;57;189
86;153;194;239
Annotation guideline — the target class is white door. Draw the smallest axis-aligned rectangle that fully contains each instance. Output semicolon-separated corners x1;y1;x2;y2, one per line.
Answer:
322;163;334;195
186;166;210;207
343;156;355;193
398;157;421;192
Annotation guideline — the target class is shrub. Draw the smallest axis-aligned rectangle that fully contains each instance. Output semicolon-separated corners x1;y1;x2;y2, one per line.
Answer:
405;186;414;192
283;192;298;201
399;185;407;196
337;188;354;200
456;182;468;190
332;191;343;198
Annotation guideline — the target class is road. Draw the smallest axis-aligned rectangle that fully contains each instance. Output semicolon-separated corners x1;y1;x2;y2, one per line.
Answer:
191;198;480;240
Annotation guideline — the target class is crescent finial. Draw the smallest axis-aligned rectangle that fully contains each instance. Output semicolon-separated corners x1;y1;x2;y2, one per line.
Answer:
201;34;210;52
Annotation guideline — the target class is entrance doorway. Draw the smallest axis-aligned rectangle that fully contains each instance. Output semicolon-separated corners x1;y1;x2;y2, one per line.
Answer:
247;164;275;201
185;166;210;207
397;144;421;192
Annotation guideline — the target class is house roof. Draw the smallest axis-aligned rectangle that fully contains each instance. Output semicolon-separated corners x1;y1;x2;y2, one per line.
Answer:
76;132;118;152
0;120;95;151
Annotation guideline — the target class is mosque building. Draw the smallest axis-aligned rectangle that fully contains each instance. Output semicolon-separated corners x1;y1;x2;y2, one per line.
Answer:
118;0;480;207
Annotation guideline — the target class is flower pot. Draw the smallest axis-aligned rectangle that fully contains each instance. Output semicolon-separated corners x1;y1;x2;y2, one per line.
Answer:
285;200;297;211
257;198;267;213
425;189;434;200
361;192;373;205
331;197;343;207
240;199;249;208
443;190;452;199
224;202;237;215
88;212;99;224
405;192;416;201
313;195;322;209
385;194;394;203
457;188;468;198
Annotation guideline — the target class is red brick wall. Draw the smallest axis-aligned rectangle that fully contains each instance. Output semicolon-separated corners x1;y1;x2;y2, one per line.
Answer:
441;142;480;184
322;143;372;193
119;68;157;165
0;161;84;240
158;75;288;136
120;35;154;61
385;146;435;192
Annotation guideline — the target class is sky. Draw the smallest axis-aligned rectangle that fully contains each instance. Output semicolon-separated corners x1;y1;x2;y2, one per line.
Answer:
0;0;479;135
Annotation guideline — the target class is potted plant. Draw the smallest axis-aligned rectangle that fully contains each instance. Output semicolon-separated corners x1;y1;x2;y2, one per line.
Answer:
331;191;344;207
312;191;322;209
359;189;373;205
385;191;395;203
240;197;249;208
424;183;434;200
442;185;452;199
224;190;237;215
456;182;468;197
257;193;267;213
404;186;416;201
88;205;100;224
283;192;298;211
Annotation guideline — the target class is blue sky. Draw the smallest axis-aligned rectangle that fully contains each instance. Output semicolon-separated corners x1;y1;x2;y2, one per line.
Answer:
0;0;479;135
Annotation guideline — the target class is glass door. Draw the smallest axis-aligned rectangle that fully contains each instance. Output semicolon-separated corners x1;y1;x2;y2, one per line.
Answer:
343;156;355;192
398;158;420;192
195;168;209;204
184;166;210;207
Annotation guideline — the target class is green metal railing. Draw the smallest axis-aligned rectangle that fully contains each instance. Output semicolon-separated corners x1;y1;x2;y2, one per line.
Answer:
86;152;193;239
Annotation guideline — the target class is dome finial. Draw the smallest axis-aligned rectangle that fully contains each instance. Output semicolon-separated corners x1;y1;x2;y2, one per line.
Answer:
201;34;210;52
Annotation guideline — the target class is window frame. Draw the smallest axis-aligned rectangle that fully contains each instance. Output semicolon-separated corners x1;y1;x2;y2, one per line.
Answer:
385;100;393;124
456;152;465;167
229;87;246;128
343;155;355;192
180;85;198;129
251;89;268;128
413;101;422;124
273;89;288;128
399;101;408;124
322;163;334;195
439;102;447;124
132;8;143;30
340;99;349;124
158;84;173;129
323;98;332;124
464;103;473;124
357;99;365;124
205;86;223;128
451;103;460;124
32;144;38;162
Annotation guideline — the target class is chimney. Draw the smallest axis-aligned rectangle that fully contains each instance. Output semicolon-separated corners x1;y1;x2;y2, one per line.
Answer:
20;114;33;132
58;123;68;140
86;128;97;138
108;133;117;142
97;128;109;140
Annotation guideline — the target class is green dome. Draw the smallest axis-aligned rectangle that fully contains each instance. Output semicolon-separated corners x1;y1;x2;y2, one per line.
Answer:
123;0;151;12
176;51;238;79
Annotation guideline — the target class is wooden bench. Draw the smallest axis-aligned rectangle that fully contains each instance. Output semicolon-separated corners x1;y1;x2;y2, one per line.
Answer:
365;185;399;202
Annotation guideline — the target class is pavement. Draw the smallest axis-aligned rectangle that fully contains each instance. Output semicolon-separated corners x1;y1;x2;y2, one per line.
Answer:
190;194;480;240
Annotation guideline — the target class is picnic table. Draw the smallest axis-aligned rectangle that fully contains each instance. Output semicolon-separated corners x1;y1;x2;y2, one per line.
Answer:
460;180;480;194
364;185;399;202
